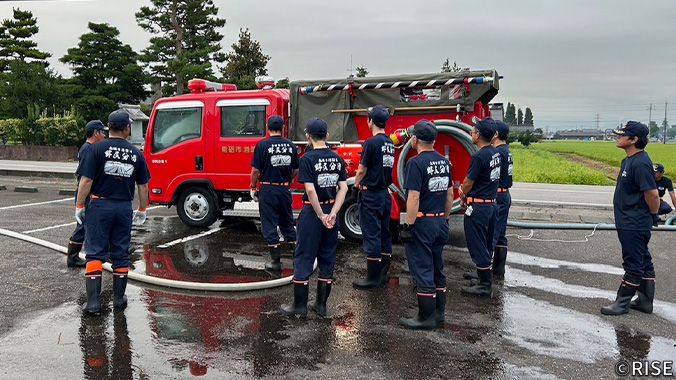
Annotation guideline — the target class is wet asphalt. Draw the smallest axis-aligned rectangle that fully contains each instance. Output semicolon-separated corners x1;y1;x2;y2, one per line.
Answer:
0;175;675;380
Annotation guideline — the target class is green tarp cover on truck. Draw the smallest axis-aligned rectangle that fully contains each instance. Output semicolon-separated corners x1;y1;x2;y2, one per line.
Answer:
288;69;499;142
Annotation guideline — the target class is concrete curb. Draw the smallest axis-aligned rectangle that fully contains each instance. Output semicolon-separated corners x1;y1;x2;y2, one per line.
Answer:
14;186;38;193
0;169;76;180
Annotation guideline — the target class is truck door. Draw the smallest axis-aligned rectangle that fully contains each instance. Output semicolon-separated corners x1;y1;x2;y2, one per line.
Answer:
146;101;205;202
211;99;270;190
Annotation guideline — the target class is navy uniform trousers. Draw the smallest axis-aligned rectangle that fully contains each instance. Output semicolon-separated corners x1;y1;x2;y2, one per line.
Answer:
617;229;655;285
358;189;392;259
464;203;497;269
259;185;297;245
491;192;512;250
293;204;339;281
658;200;673;215
405;217;448;289
84;199;132;270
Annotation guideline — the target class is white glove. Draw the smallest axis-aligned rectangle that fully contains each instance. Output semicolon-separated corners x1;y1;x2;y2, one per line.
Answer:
75;206;86;224
250;189;259;202
133;209;147;225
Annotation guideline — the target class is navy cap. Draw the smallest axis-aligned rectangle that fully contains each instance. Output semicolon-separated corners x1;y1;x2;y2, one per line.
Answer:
108;110;131;130
267;115;284;131
85;120;108;133
412;119;438;142
305;118;328;136
494;120;509;136
654;163;665;173
613;121;648;138
367;105;390;125
472;117;497;140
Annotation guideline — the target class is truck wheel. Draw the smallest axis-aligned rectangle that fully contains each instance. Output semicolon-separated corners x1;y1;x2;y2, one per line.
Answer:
338;195;362;243
177;186;219;228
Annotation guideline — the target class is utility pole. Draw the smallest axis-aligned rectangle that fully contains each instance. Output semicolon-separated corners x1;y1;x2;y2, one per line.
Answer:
347;54;353;77
648;103;653;128
664;101;668;144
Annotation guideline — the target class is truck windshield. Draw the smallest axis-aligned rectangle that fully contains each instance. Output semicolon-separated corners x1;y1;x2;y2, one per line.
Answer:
151;107;203;153
221;105;266;137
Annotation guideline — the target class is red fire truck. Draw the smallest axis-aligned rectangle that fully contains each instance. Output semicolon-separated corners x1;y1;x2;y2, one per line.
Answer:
143;70;500;242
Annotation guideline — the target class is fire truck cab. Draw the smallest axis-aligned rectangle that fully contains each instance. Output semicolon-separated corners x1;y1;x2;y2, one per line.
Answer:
144;71;500;242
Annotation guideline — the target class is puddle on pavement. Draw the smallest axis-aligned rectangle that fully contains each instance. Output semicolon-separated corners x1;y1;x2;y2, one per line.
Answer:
508;251;624;275
3;283;676;379
500;292;676;364
129;217;295;283
506;267;676;325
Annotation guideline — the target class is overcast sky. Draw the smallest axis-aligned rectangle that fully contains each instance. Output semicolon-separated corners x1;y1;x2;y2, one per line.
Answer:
2;0;676;131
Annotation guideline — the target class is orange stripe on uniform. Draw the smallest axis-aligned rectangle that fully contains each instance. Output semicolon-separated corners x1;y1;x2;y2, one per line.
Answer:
86;260;103;273
113;268;130;273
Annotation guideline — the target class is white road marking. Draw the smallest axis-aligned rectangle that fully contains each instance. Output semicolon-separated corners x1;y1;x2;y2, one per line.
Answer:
512;199;612;207
20;205;164;234
512;188;614;195
158;226;224;248
0;198;74;211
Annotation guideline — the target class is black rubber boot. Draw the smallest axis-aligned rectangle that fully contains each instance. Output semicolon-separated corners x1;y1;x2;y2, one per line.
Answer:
352;259;382;289
380;254;392;286
435;288;446;326
67;242;86;268
601;282;638;316
308;279;332;317
630;279;655;314
462;270;478;280
399;291;437;330
461;269;493;297
82;271;102;315
493;247;508;277
113;270;128;309
281;282;308;318
265;245;282;272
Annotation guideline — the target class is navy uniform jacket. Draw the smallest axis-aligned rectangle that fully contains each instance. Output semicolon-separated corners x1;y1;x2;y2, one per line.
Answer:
466;145;500;199
78;138;151;201
613;151;656;230
404;151;452;215
360;133;395;189
298;148;347;203
251;136;299;183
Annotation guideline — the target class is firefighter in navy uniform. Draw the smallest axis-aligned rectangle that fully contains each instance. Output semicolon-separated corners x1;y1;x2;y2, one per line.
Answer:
459;117;500;297
67;120;108;268
250;115;299;271
602;121;659;316
76;110;151;315
398;120;453;330
281;118;348;318
653;164;676;217
353;105;395;289
463;119;512;280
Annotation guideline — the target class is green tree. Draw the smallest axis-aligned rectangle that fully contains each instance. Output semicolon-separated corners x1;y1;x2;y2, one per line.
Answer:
220;28;270;90
649;121;660;136
355;66;368;78
0;60;64;119
517;108;523;125
517;130;539;147
524;107;533;126
136;0;226;95
275;77;289;89
0;8;51;72
60;23;148;121
441;58;460;73
504;102;516;125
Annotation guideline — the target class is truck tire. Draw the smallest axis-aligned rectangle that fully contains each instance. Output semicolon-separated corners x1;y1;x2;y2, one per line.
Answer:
338;195;362;243
177;186;219;228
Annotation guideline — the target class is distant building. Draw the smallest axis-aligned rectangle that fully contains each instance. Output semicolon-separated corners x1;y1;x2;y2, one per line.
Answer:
490;103;504;122
553;128;606;140
118;104;150;145
510;125;535;134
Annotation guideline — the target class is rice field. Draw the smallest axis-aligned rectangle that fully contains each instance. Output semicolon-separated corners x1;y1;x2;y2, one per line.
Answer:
533;140;676;178
510;146;615;186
